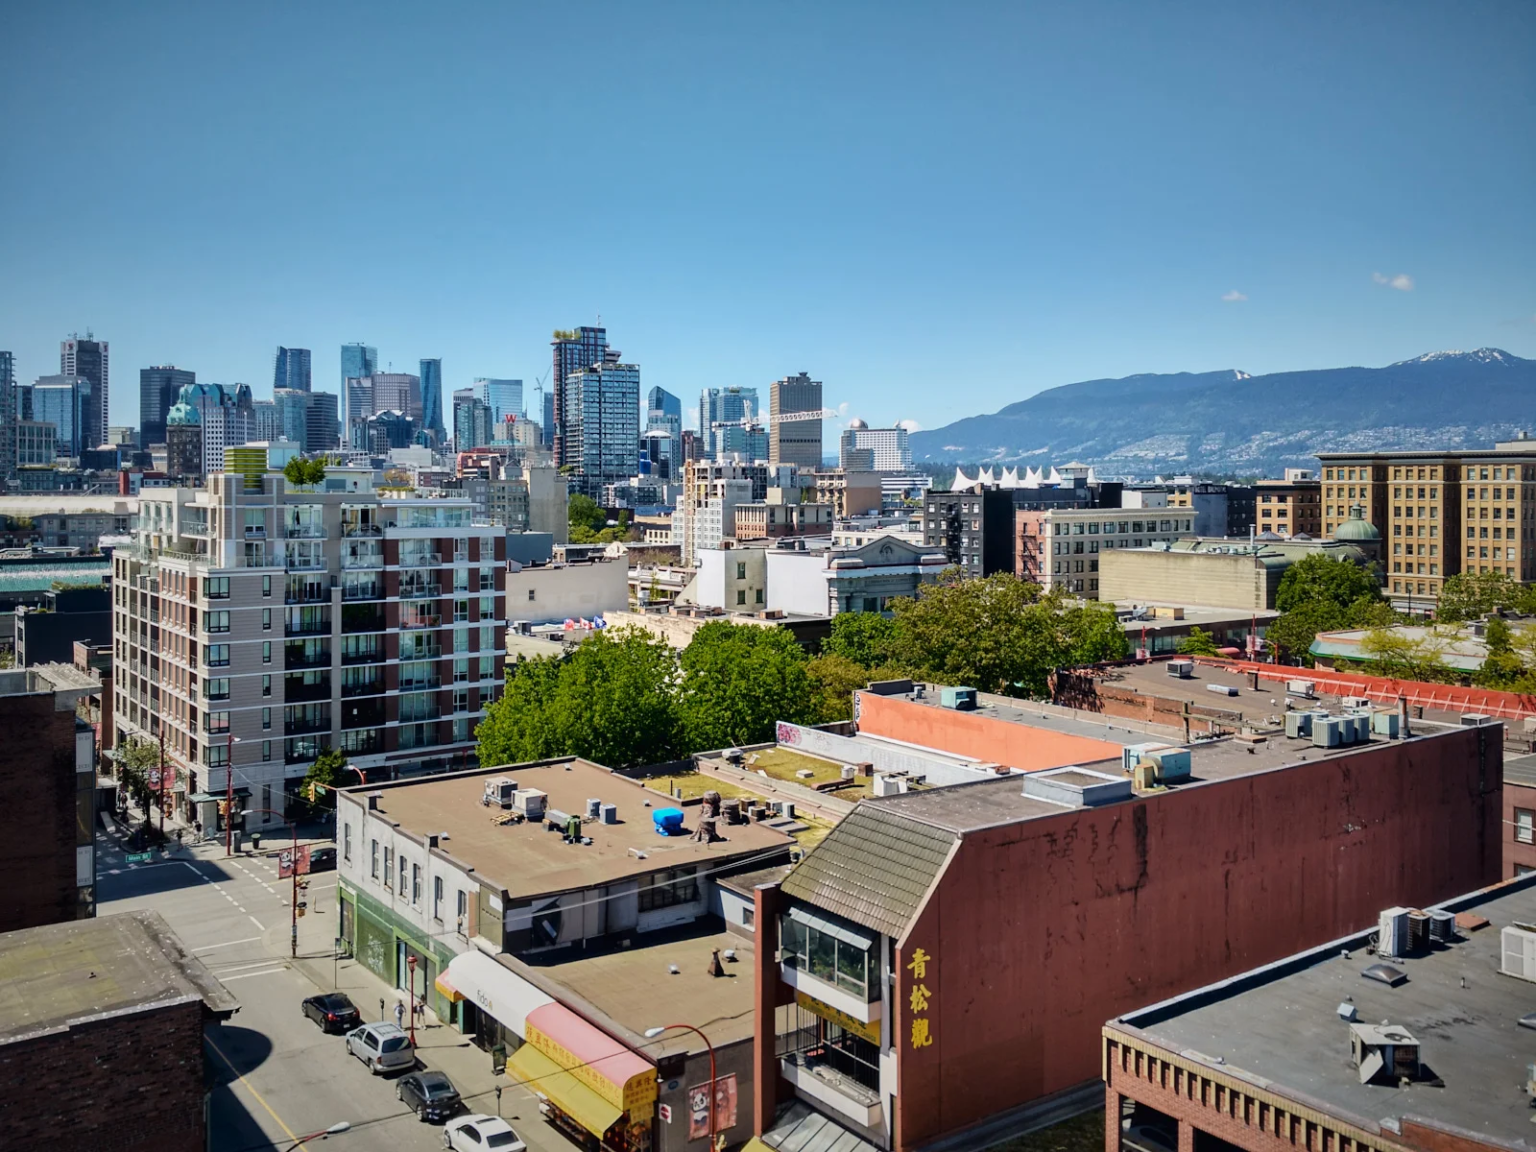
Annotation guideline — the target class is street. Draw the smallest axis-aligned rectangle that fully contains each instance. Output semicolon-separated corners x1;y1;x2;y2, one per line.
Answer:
97;823;577;1152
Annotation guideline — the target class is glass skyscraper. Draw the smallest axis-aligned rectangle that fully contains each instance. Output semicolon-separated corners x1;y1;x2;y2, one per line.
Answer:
699;386;758;458
419;359;445;444
140;365;196;447
61;335;108;452
340;343;378;422
475;378;523;440
274;347;312;392
551;326;609;468
565;361;640;497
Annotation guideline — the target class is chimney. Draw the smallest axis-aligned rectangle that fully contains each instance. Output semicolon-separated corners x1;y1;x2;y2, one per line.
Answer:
1398;694;1411;739
368;792;383;811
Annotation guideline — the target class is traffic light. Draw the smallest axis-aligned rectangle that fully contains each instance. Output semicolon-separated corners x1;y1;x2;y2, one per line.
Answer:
305;782;316;803
218;800;230;817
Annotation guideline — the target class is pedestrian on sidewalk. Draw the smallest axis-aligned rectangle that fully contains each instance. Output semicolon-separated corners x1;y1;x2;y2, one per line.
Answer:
394;999;405;1030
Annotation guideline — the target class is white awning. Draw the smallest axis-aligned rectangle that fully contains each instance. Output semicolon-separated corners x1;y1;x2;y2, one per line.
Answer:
445;950;554;1037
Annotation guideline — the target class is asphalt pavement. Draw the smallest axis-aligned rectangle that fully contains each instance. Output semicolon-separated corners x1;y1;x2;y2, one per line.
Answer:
97;816;578;1152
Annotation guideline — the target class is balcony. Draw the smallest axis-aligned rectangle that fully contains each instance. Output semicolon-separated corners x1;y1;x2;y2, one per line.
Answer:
284;711;331;736
398;581;441;598
342;582;383;602
283;674;331;703
341;675;383;698
400;613;441;629
341;700;385;729
285;584;328;605
341;646;383;666
244;526;266;539
284;645;331;670
399;675;441;692
399;643;442;661
399;706;440;724
285;525;326;539
285;554;326;572
399;552;442;567
286;616;331;637
342;523;382;538
338;729;383;755
341;605;386;633
341;546;383;570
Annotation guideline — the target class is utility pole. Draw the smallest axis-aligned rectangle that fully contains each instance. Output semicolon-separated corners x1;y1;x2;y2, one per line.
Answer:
158;729;166;839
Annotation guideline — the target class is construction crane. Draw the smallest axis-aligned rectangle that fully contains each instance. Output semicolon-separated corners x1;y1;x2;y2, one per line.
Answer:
709;408;839;431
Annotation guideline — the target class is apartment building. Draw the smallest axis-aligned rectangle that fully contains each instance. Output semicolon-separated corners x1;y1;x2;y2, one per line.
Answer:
920;488;1015;575
1015;506;1192;596
1319;441;1536;606
1254;469;1321;538
111;468;507;832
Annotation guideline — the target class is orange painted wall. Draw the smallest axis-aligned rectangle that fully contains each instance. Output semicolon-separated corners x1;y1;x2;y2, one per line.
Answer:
855;690;1124;771
892;725;1502;1150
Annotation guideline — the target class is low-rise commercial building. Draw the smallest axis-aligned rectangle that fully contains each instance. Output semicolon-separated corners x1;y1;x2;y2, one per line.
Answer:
749;684;1502;1150
690;536;947;618
1104;874;1536;1152
1098;536;1374;611
15;586;112;666
0;663;100;931
505;555;628;625
1017;507;1193;596
0;910;239;1152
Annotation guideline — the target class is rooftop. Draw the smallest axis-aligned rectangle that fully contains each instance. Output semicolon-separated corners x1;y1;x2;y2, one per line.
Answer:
514;924;757;1055
1113;877;1536;1143
0;910;239;1044
345;760;795;899
1311;625;1490;672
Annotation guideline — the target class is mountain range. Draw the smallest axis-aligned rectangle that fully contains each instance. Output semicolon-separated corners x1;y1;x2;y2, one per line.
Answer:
908;349;1536;477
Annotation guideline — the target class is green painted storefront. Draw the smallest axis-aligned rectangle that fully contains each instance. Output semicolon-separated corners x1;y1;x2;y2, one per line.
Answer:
339;882;460;1022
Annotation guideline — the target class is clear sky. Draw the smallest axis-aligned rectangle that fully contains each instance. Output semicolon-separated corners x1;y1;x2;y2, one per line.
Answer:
1;1;1532;435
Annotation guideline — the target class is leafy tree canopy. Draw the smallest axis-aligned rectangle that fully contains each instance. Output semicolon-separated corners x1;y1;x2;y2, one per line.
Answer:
1435;571;1536;623
283;456;328;486
568;493;607;535
1274;554;1382;614
822;611;899;669
1176;626;1221;656
301;747;347;811
805;653;869;724
676;622;815;751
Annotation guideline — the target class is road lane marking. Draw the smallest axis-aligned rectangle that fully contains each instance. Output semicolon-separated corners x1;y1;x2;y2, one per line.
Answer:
218;967;289;982
248;914;266;930
203;1032;307;1147
194;936;263;953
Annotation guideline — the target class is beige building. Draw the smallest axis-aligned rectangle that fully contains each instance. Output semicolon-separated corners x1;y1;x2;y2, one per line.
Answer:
1098;537;1373;611
505;555;627;626
768;372;823;468
1254;470;1321;538
1319;440;1536;606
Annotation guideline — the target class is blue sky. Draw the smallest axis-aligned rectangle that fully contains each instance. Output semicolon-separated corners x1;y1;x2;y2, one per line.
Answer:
1;1;1532;435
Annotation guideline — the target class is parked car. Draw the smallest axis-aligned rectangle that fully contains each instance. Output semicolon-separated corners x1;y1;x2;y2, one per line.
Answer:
308;846;337;871
301;992;361;1033
443;1114;526;1151
345;1022;415;1074
397;1069;462;1122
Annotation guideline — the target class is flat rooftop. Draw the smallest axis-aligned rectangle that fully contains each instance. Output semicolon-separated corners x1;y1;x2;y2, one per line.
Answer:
348;760;795;898
0;910;238;1044
515;924;757;1055
1111;602;1282;633
1115;878;1536;1143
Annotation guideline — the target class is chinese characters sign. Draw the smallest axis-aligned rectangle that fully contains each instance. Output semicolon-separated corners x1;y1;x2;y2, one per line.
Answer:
907;946;935;1050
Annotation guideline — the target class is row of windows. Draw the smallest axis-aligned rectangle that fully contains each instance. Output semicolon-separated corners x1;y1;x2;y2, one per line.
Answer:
1326;464;1535;483
357;827;470;924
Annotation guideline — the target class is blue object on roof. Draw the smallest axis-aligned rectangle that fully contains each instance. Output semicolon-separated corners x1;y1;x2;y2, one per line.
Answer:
653;808;685;835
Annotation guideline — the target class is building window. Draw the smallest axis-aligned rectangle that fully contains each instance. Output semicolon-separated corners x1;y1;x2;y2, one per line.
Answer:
263;608;272;631
527;589;535;601
780;910;879;1002
343;823;352;861
207;611;231;633
206;644;230;668
736;562;747;579
370;839;379;879
263;641;272;664
433;875;443;920
1518;809;1534;845
205;577;230;600
399;854;408;895
262;707;272;730
262;740;272;762
263;575;272;598
411;863;421;905
737;590;746;605
639;867;699;912
262;674;272;698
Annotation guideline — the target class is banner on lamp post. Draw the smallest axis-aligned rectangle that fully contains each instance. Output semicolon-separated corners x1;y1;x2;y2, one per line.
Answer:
278;844;311;879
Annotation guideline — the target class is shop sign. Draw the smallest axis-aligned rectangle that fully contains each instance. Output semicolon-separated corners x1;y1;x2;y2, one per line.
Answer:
906;946;935;1050
688;1073;737;1140
794;990;880;1045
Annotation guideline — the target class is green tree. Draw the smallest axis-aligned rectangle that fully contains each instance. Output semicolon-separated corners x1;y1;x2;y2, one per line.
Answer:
1274;554;1382;614
476;628;680;768
1359;626;1454;682
283;456;328;487
805;653;869;724
1176;626;1221;656
568;493;607;535
301;747;347;812
1265;599;1350;664
676;622;815;750
822;611;900;669
1060;600;1130;665
1435;571;1529;623
886;572;1068;698
116;736;162;812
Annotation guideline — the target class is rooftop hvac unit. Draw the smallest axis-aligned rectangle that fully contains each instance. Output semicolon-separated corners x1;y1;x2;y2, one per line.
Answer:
1122;742;1164;773
1372;710;1401;738
1144;747;1191;781
1312;717;1342;748
585;798;602;821
940;686;978;710
1342;696;1372;710
1428;909;1455;944
514;788;547;820
1461;713;1493;727
1206;683;1239;697
1166;659;1194;679
1285;711;1313;739
1501;924;1536;981
1352;713;1373;742
1286;679;1316;698
1378;907;1411;959
1131;761;1158;790
1349;1023;1420;1086
601;803;618;825
483;777;517;808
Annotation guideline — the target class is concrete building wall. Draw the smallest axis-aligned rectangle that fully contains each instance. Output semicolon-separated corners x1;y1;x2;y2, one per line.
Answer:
890;725;1502;1150
506;559;627;624
763;550;828;617
0;692;83;931
696;548;768;612
1098;547;1278;610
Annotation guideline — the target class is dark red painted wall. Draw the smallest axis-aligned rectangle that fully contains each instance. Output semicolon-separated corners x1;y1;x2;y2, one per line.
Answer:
1503;778;1536;878
893;725;1501;1150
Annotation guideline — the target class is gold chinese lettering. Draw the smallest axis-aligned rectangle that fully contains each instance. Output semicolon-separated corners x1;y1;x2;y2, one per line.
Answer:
910;1018;933;1048
906;947;931;980
908;983;931;1014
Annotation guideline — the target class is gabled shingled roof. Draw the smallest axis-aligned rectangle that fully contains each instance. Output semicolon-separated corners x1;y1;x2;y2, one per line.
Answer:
780;804;957;940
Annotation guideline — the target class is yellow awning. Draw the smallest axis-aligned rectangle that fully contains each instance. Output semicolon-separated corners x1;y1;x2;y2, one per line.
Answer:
506;1043;623;1138
741;1140;775;1152
434;973;463;1003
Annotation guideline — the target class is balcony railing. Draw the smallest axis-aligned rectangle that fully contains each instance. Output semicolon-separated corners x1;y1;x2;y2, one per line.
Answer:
399;644;442;661
398;582;441;598
341;676;383;698
341;701;385;729
284;713;331;736
339;729;383;755
401;613;441;629
286;555;326;571
399;707;440;724
341;647;383;666
341;606;386;633
244;526;266;539
283;675;331;703
284;646;331;670
342;523;383;538
285;617;331;637
342;583;383;601
399;552;442;567
285;525;326;539
285;586;328;605
398;676;441;692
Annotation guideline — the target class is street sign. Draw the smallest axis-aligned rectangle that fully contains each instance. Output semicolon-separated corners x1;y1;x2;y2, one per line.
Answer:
658;1104;672;1123
125;851;153;864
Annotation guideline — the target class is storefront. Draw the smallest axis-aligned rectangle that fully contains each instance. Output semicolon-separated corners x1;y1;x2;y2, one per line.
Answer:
436;949;554;1054
339;883;460;1020
507;1002;657;1152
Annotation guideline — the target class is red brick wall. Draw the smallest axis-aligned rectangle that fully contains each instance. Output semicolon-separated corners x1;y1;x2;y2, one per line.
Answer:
893;726;1501;1150
1199;657;1536;721
1504;779;1536;878
1052;670;1231;736
855;691;1124;771
0;693;81;932
0;1000;208;1152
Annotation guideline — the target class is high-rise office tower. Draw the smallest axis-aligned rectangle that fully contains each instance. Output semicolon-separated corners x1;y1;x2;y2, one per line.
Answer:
564;360;640;497
699;386;758;458
252;399;282;442
274;347;312;393
139;366;196;447
452;389;494;451
340;344;377;422
551;327;609;468
32;374;93;456
839;421;912;471
769;372;823;468
306;392;340;453
647;386;682;430
542;390;555;447
61;334;108;451
476;379;523;440
645;386;683;481
419;359;445;444
0;351;14;479
366;373;422;423
274;389;311;446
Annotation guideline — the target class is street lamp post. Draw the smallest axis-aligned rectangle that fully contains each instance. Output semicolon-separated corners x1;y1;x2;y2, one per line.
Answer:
645;1023;718;1151
157;729;166;840
282;1120;351;1149
224;733;242;856
405;953;418;1047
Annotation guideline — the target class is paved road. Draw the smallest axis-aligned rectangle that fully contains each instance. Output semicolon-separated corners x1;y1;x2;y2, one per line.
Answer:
97;826;575;1152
